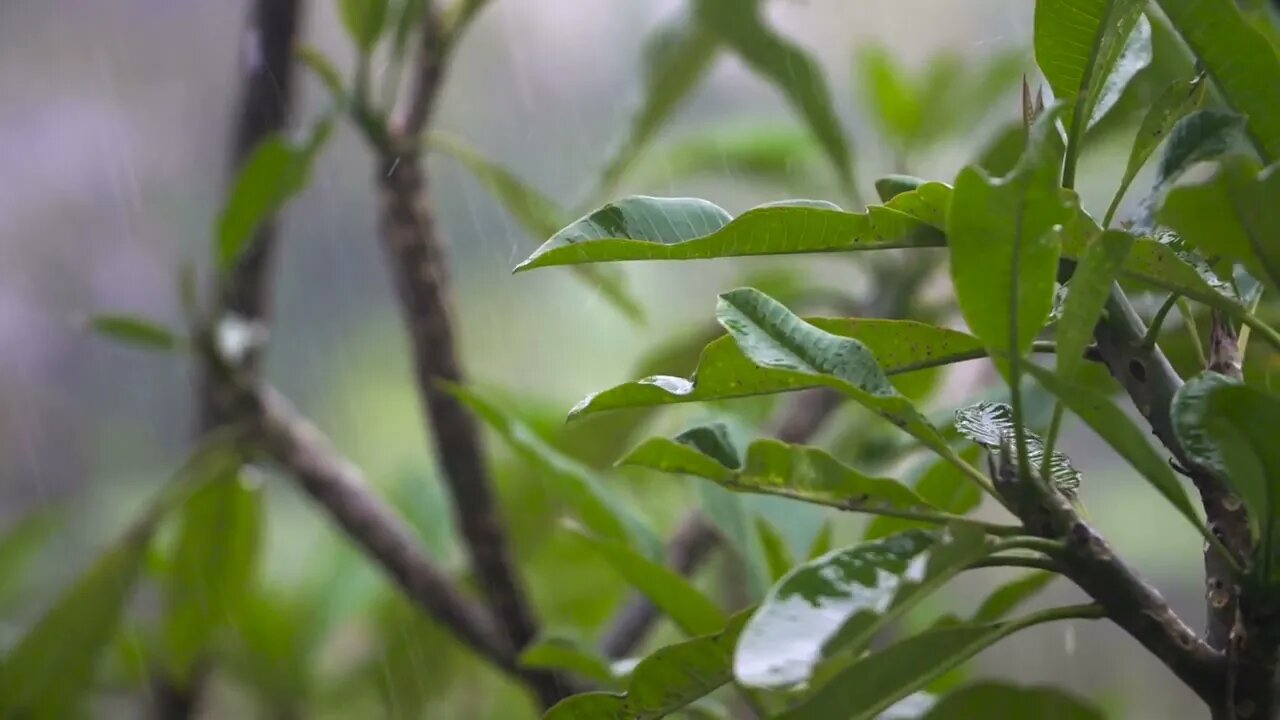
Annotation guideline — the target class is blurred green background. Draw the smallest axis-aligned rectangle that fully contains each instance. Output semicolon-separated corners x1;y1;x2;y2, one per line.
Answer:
0;1;1221;717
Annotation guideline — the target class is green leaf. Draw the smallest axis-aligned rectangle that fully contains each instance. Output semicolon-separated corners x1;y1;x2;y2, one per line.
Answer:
544;611;750;720
1106;74;1207;224
948;106;1073;365
570;316;984;419
735;528;990;689
566;526;725;637
428;134;644;322
1154;0;1280;162
597;10;718;193
520;637;616;687
296;45;347;105
875;174;926;202
338;0;390;51
0;508;62;613
1155;109;1247;192
1173;376;1280;581
515;184;949;271
923;682;1105;719
217;118;332;272
865;447;984;540
1160;157;1280;293
777;620;1058;720
451;385;662;561
859;45;923;147
1034;0;1147;138
621;437;934;514
1023;363;1206;535
971;572;1057;623
88;314;179;352
755;517;796;582
1171;371;1240;478
806;521;834;560
953;401;1081;495
696;0;853;193
162;473;262;682
1088;15;1153;129
644;123;819;185
1057;230;1136;380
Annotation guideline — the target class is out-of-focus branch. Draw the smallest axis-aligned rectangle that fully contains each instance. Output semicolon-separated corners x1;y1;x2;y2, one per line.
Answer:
370;1;570;706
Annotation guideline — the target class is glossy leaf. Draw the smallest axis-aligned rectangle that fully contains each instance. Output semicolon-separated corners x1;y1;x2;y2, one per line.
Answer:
1024;363;1206;535
597;10;718;192
163;473;263;681
452;385;662;561
954;401;1081;494
876;174;926;202
622;436;933;512
566;526;725;637
735;528;989;689
1057;230;1135;381
544;611;749;720
1161;157;1280;292
338;0;390;51
1087;14;1152;129
972;572;1057;623
948;107;1072;365
696;0;853;192
429;133;643;321
1151;109;1247;203
1106;75;1208;222
571;315;983;420
88;314;179;352
1154;0;1280;162
923;682;1105;719
515;184;949;271
520;637;616;686
217;118;332;271
1034;0;1147;137
865;447;984;540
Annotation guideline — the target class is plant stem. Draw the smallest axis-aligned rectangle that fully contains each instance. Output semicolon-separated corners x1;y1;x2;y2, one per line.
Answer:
994;536;1067;556
1007;602;1106;631
837;498;1022;537
1039;402;1066;485
1141;292;1182;348
968;555;1060;572
1176;298;1208;369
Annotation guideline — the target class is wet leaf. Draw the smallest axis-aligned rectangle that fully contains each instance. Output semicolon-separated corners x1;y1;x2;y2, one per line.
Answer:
515;184;950;271
948;106;1073;367
1154;110;1246;193
1154;0;1280;162
544;611;750;720
735;528;989;689
451;385;662;561
1057;230;1135;381
1171;371;1241;478
1106;74;1207;221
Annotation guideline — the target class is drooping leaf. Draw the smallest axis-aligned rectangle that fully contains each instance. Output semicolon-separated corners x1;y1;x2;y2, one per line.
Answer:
971;572;1058;623
948;106;1073;366
88;314;180;352
777;619;1080;720
515;184;949;271
544;611;749;720
566;526;725;637
429;133;644;321
451;385;662;561
597;10;718;193
1057;230;1136;380
217;117;332;271
696;0;854;193
162;473;263;682
1023;363;1207;537
623;436;934;514
1160;157;1280;293
953;401;1081;495
865;447;984;540
337;0;390;51
570;316;984;419
1154;0;1280;162
735;528;990;689
1105;74;1207;224
923;682;1106;719
1034;0;1147;138
520;637;617;687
